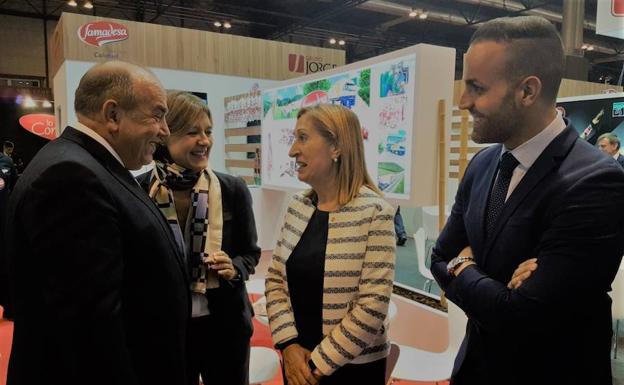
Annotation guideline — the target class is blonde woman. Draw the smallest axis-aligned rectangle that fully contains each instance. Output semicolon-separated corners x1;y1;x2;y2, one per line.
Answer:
265;104;396;385
140;91;260;385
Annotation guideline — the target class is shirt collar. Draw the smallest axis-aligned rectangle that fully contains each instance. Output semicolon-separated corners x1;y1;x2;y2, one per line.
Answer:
73;121;125;167
503;110;566;170
613;153;620;160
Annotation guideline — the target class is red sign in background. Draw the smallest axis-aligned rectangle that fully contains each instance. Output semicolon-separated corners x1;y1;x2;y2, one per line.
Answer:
18;114;57;141
78;21;129;47
614;0;624;16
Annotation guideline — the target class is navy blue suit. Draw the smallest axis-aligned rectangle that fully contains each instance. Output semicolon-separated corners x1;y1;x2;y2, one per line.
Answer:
616;153;624;168
431;125;624;385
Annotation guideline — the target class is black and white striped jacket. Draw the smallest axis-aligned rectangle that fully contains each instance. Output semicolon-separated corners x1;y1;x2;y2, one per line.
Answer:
265;186;396;376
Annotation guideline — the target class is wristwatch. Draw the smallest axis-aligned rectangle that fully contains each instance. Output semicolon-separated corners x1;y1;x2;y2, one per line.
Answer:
447;255;474;275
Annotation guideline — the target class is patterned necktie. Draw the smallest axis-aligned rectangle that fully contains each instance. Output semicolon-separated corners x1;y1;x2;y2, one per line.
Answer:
485;152;519;237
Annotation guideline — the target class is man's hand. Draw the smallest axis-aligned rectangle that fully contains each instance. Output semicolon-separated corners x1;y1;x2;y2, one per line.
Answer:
282;344;319;385
205;251;238;281
507;258;538;289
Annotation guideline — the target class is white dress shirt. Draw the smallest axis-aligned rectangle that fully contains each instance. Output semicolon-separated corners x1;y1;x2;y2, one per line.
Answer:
502;110;566;201
73;121;125;167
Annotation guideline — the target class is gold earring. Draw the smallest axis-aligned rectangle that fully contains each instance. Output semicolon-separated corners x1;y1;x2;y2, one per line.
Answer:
333;157;338;163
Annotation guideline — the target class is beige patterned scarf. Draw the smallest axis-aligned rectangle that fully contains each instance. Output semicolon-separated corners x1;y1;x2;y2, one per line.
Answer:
149;162;224;293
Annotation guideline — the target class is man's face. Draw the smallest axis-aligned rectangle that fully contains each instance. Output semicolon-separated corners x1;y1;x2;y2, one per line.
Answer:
114;79;169;170
459;41;523;145
598;138;619;156
4;147;12;156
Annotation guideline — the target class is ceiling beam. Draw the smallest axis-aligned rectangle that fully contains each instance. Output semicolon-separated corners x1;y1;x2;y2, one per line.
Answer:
266;0;370;40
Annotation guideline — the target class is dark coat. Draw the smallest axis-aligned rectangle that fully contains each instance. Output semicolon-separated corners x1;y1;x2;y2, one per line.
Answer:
5;127;190;385
431;125;624;385
138;167;261;342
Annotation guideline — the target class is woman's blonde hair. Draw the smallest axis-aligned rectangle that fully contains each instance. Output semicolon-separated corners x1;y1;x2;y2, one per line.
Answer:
166;90;212;137
297;104;381;205
153;91;212;163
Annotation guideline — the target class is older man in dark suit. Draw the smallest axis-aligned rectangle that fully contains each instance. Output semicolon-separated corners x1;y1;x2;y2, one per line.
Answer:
431;16;624;385
597;132;624;168
5;61;190;385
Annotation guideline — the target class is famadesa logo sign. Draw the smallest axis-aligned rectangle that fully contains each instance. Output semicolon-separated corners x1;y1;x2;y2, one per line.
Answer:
288;54;338;74
78;21;129;47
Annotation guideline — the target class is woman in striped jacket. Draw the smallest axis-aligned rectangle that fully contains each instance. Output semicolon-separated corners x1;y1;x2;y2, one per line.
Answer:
265;104;396;385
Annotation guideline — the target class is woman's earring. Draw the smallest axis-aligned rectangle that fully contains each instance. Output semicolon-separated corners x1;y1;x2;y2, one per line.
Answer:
333;157;338;163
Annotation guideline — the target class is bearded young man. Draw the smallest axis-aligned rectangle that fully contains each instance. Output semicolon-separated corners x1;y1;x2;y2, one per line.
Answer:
430;16;624;385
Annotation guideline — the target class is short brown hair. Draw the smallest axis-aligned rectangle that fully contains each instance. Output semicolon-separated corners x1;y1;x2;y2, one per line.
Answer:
598;133;620;150
74;62;139;116
470;16;564;103
297;104;381;205
165;91;212;137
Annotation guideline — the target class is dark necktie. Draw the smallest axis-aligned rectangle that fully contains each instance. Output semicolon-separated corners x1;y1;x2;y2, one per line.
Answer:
485;152;519;237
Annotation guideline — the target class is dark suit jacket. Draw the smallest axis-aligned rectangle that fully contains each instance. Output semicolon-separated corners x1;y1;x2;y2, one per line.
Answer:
616;153;624;168
5;127;190;385
0;153;18;191
138;169;261;341
431;125;624;385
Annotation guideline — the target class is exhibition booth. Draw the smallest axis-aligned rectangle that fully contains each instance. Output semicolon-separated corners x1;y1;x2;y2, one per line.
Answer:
1;10;623;385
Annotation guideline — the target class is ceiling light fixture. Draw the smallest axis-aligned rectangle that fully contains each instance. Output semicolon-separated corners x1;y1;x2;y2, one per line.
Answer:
23;96;36;108
338;39;346;46
409;9;417;17
83;0;93;9
67;0;77;6
214;21;222;27
329;38;337;44
223;22;232;29
42;100;53;108
419;11;428;20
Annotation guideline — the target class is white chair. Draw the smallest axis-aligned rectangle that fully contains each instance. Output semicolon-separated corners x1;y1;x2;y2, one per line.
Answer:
414;228;434;292
421;205;450;261
610;262;624;358
421;205;450;241
246;278;266;298
391;300;467;384
249;346;280;384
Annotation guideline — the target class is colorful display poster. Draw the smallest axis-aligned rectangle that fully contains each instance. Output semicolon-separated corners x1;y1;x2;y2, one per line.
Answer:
261;54;416;198
224;89;262;125
557;93;624;146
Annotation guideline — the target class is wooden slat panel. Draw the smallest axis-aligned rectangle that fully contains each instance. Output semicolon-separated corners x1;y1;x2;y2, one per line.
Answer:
241;175;255;184
226;159;255;168
54;13;345;81
449;172;459;179
225;143;261;152
224;126;261;137
452;110;463;116
450;159;460;166
451;146;481;154
451;134;460;141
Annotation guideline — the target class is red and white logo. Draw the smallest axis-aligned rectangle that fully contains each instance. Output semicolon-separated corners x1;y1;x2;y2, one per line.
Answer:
613;0;624;16
78;21;129;47
301;90;329;108
19;114;57;141
288;54;305;73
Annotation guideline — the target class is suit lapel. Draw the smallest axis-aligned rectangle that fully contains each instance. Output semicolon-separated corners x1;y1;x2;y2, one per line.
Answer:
481;126;578;264
61;127;188;279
